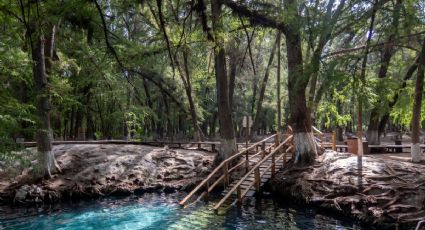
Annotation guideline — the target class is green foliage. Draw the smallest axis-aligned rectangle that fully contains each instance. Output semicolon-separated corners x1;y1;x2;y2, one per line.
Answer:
0;0;425;150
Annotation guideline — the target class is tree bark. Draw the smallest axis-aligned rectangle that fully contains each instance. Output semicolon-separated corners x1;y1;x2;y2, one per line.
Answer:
211;0;236;162
32;34;57;178
411;39;425;163
285;0;317;166
277;31;282;131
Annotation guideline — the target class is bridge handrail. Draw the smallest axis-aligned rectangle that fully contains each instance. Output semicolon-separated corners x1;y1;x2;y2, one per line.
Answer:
213;136;292;211
229;148;288;208
179;134;277;207
205;144;276;195
312;126;323;135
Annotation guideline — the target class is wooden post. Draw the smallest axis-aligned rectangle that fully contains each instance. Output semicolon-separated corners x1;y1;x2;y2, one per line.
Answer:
262;142;266;151
320;133;324;149
237;185;242;204
245;115;249;149
245;151;249;172
205;180;210;198
198;143;201;149
255;168;261;192
332;131;337;151
272;153;276;177
275;133;279;147
212;144;216;152
223;162;229;187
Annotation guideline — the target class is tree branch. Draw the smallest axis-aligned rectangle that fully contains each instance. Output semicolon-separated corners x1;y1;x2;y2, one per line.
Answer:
221;0;287;34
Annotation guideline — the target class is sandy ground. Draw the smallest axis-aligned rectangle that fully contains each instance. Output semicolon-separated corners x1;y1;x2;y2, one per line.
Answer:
0;144;216;205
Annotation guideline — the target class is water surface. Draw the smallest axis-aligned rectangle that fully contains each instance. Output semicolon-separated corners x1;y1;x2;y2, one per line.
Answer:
0;193;370;230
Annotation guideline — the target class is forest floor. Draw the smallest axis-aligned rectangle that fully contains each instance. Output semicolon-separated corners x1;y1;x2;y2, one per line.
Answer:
270;150;425;230
0;144;215;205
370;152;425;165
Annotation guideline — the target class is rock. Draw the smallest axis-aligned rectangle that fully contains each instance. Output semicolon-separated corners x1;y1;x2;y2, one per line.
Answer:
14;184;30;203
109;187;133;196
128;173;136;179
163;185;176;193
1;144;216;205
14;184;44;204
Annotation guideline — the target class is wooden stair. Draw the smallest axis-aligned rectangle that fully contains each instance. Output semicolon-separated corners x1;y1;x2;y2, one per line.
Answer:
221;155;287;198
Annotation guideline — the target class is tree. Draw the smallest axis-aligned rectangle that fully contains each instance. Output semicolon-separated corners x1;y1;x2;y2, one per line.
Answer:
251;31;279;138
30;23;60;178
211;0;237;162
411;39;425;162
366;0;401;145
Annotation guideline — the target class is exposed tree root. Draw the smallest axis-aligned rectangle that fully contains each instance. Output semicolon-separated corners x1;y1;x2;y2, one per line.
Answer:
271;151;425;230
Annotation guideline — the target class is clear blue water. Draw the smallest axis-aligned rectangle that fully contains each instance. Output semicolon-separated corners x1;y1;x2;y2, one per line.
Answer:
0;193;370;230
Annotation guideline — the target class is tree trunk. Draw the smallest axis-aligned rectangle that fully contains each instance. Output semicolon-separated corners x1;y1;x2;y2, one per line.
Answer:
277;31;282;131
358;6;376;156
367;0;400;145
142;78;155;134
285;0;317;166
251;32;279;138
176;49;205;141
411;39;425;163
211;0;236;162
32;35;57;178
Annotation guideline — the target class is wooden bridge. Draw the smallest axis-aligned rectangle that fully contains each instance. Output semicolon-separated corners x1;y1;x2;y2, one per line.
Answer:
179;130;299;213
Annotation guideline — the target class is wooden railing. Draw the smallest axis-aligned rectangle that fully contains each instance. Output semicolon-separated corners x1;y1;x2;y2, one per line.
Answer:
313;126;337;151
179;134;280;207
213;135;293;212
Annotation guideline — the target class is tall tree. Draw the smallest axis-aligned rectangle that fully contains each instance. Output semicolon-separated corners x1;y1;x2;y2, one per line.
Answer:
251;32;279;138
284;0;317;165
411;39;425;163
277;31;282;131
367;0;401;145
211;0;236;162
30;23;60;178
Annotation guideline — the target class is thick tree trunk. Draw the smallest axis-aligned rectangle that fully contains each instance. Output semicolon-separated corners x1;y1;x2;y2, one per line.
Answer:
251;32;279;139
284;1;317;165
228;40;239;108
32;35;56;178
411;39;425;163
211;0;236;162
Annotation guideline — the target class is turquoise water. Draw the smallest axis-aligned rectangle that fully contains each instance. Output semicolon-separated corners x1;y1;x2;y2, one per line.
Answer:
0;193;369;230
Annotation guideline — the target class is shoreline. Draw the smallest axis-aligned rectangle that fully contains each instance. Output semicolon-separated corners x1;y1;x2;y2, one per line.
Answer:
0;144;215;206
269;151;425;230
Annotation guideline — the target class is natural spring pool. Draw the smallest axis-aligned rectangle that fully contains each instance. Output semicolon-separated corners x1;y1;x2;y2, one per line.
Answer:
0;192;371;230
